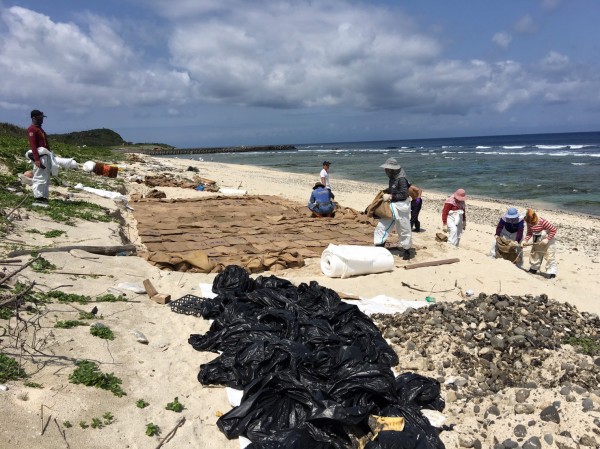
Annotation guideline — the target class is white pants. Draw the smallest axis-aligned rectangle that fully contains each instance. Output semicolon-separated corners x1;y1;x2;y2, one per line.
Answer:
530;238;557;275
373;198;412;250
32;154;51;200
447;210;463;246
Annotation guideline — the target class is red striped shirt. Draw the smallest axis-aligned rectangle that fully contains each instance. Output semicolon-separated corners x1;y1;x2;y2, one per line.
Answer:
525;217;557;241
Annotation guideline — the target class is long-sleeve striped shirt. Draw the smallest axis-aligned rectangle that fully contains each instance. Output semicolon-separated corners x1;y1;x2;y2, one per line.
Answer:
525;217;557;241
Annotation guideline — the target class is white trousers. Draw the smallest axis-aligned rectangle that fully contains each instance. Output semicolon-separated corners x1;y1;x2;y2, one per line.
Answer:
32;154;51;199
447;210;463;246
529;238;557;275
373;198;412;250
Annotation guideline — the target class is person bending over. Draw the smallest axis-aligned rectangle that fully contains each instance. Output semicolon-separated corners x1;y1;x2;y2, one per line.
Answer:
442;188;467;246
308;181;335;217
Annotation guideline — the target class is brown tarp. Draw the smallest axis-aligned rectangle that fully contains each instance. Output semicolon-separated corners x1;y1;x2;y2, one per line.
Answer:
133;195;377;273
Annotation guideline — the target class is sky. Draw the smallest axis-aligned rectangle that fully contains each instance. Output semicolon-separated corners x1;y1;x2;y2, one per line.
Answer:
1;0;600;148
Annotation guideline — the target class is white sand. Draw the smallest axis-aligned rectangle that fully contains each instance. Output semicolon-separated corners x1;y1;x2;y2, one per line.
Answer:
1;154;599;449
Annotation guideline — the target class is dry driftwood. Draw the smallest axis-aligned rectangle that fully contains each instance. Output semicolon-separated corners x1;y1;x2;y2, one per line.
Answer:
404;258;460;270
8;244;137;258
0;256;40;286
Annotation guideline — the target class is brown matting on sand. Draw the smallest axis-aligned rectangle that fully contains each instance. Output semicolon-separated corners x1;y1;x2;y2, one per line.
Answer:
133;195;377;273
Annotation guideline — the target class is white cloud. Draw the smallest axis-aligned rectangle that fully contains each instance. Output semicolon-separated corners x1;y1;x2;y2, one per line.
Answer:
541;51;570;70
541;0;561;11
514;14;537;34
492;31;512;48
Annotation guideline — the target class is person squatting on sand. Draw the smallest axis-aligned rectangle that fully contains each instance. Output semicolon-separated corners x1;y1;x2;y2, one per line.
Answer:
409;184;423;232
442;188;467;246
308;181;336;217
523;208;558;279
490;207;525;266
26;109;54;203
373;157;412;260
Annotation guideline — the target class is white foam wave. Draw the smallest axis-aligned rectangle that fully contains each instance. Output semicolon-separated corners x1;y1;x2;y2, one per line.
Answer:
571;162;589;166
536;145;567;150
476;146;491;149
503;146;525;149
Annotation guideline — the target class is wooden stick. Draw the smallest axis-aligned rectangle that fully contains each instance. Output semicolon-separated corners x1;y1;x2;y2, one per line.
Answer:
400;282;454;293
156;416;186;449
5;196;29;221
8;244;136;258
0;259;23;264
0;256;40;286
51;271;111;277
404;258;460;270
53;418;71;449
0;281;35;307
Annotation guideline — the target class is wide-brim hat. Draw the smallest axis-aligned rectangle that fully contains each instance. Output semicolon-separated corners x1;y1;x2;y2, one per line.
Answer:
380;157;401;170
454;188;467;201
505;207;519;219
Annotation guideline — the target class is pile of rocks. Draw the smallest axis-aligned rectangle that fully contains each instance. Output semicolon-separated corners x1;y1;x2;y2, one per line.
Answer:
374;293;600;448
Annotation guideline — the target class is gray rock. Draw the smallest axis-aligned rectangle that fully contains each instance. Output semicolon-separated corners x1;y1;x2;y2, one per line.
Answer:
515;389;530;403
485;405;501;417
514;424;527;438
579;434;598;447
543;433;553;445
514;403;535;414
522;436;542;449
582;398;594;411
540;405;560;423
458;435;475;448
560;386;571;396
501;439;519;449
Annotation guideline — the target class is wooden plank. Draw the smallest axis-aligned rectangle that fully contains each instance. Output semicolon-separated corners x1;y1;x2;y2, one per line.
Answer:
404;258;460;270
8;244;136;258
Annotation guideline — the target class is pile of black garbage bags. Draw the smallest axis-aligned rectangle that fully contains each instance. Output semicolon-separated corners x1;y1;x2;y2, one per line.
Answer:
182;265;446;449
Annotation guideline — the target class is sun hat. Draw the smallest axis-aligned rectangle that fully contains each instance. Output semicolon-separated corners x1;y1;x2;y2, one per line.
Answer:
453;188;467;201
30;109;46;118
505;207;519;219
380;157;401;170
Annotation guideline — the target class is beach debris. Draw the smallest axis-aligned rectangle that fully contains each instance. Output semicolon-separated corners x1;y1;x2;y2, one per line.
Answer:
404;258;460;270
116;282;146;294
130;329;149;344
0;385;8;391
435;232;448;242
155;416;186;449
465;289;475;297
145;189;166;199
142;279;171;304
8;244;137;258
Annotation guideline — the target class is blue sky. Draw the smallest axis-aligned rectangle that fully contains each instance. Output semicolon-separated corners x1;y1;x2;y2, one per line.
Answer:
1;0;599;147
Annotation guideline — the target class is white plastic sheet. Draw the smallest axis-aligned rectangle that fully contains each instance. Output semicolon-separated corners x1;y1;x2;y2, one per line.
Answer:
321;244;394;278
219;188;247;195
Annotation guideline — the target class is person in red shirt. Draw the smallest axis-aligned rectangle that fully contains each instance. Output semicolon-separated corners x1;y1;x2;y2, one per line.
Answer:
441;188;467;246
523;209;558;278
27;109;51;202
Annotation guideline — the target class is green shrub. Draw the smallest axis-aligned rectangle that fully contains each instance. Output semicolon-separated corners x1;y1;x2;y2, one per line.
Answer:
145;423;160;437
68;360;125;397
54;320;87;329
136;399;149;409
90;325;114;340
165;396;184;412
0;353;27;383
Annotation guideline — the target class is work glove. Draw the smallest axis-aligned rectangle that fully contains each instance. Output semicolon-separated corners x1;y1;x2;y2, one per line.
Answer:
382;193;392;202
541;238;549;245
443;225;448;233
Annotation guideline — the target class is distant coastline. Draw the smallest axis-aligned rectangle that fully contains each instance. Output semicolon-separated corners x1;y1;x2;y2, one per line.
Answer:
114;144;295;156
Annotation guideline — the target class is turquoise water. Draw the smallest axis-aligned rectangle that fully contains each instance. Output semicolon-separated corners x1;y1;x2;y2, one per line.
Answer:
169;132;600;217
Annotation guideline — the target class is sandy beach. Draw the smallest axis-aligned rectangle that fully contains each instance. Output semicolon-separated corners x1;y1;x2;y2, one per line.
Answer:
1;154;600;449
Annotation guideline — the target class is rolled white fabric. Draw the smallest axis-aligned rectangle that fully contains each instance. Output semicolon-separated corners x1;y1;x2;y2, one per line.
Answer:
321;244;394;278
55;157;78;169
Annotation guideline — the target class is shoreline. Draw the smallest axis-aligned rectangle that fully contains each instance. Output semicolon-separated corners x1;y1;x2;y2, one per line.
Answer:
163;154;600;220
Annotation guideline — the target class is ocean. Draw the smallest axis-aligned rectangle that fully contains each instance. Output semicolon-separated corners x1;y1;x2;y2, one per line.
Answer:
171;131;600;217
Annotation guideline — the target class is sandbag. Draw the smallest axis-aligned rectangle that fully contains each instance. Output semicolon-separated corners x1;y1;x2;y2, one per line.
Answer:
321;244;394;278
365;190;393;219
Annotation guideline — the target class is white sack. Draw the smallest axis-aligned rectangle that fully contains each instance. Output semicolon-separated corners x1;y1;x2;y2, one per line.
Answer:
321;244;394;278
82;161;96;172
55;157;78;170
74;183;127;201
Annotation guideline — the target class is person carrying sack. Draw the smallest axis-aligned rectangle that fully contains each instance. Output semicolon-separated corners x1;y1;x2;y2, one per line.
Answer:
442;188;467;246
523;209;558;279
373;157;412;260
490;207;525;266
